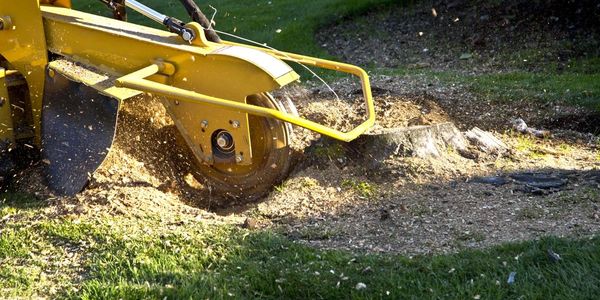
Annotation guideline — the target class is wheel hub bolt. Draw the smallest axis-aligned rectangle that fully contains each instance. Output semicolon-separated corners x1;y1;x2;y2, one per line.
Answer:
200;120;209;129
217;136;228;148
214;131;235;152
182;29;195;42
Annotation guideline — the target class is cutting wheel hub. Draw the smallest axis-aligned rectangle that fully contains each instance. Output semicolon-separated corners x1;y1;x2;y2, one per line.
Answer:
214;130;235;153
184;93;294;202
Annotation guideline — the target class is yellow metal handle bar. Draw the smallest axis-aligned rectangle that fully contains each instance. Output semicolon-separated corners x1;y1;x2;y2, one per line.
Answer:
116;58;375;142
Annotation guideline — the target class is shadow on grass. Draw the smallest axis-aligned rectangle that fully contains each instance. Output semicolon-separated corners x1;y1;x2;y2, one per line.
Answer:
69;224;600;299
0;192;47;211
2;167;599;299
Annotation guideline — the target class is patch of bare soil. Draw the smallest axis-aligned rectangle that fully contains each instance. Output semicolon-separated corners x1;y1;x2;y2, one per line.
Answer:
8;76;600;255
10;9;600;255
317;0;600;73
210;72;599;255
250;128;600;254
227;70;600;254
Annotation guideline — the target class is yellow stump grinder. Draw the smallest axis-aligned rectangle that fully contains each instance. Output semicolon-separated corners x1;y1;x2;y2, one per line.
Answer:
0;0;374;200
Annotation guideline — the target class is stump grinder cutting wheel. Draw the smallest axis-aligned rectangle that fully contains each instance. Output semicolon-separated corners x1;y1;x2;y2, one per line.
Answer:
0;0;374;201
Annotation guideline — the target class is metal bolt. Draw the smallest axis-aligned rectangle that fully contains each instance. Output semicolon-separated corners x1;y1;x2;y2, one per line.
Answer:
200;120;209;129
182;29;195;42
235;154;243;163
216;136;228;148
214;131;234;152
231;120;240;129
0;97;5;107
0;16;11;31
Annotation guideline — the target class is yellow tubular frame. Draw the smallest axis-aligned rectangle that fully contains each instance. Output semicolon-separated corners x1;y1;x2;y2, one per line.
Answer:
116;53;375;143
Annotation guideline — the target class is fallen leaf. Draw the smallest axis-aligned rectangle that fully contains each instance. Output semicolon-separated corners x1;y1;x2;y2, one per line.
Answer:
460;53;473;60
355;282;367;290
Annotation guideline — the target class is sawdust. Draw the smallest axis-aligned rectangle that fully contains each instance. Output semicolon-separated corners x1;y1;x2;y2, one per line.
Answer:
9;72;457;220
237;74;600;255
8;71;600;256
11;97;237;223
277;81;453;133
10;78;600;255
249;125;600;255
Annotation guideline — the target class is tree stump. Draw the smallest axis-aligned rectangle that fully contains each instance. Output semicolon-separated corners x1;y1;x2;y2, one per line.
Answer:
349;122;468;160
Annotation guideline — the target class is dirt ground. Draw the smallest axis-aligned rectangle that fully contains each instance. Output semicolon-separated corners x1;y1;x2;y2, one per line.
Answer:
10;0;600;255
249;76;600;254
12;74;600;255
317;0;600;73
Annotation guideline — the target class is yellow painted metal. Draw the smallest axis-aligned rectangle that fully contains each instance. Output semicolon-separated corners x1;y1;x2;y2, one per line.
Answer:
0;68;14;143
0;0;49;146
223;40;376;133
47;60;142;102
0;0;372;196
115;61;374;143
41;6;300;165
185;23;210;48
107;22;375;143
37;4;373;169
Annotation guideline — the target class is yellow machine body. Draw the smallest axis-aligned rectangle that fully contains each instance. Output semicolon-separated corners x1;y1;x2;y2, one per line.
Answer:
0;68;15;142
42;5;304;165
0;1;49;145
0;0;374;197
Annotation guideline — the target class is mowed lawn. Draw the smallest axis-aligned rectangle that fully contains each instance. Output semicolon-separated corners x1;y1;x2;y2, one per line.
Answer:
73;0;396;55
2;195;600;299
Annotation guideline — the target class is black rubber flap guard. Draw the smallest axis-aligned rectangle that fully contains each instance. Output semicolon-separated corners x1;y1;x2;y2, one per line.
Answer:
42;68;119;196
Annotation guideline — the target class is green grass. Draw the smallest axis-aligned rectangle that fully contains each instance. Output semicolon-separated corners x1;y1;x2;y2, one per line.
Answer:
342;178;377;198
72;1;600;110
74;0;396;56
467;71;600;110
381;63;600;111
2;195;600;298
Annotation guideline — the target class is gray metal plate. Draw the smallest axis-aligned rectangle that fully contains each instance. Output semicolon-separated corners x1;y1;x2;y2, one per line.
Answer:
41;67;119;196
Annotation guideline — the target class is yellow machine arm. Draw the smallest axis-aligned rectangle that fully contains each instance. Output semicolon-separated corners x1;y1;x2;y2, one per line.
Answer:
115;52;374;143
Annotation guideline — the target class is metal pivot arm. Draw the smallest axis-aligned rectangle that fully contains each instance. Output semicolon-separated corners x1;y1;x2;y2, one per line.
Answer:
99;0;196;42
126;0;195;42
115;58;375;143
